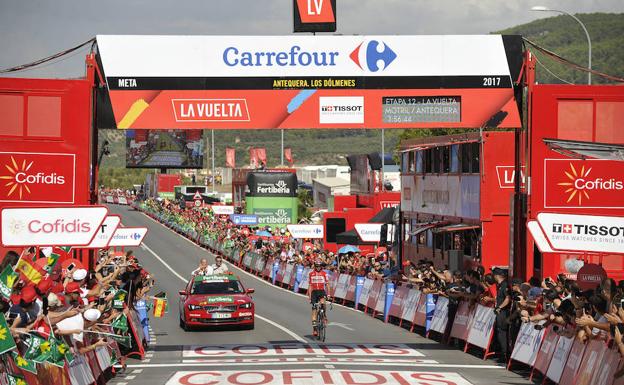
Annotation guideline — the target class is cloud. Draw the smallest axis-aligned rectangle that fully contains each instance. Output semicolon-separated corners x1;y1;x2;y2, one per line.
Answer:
0;0;621;77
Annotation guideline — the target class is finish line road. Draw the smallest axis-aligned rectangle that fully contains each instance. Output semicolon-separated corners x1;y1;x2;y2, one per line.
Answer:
107;205;532;385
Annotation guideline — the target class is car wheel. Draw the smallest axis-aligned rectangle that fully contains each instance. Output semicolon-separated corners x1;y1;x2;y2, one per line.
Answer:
180;317;188;331
243;322;254;330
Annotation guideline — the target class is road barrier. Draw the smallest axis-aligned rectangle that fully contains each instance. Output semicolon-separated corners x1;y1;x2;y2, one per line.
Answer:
136;204;624;385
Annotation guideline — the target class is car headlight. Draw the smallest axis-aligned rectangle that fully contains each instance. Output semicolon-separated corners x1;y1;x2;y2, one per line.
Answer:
188;304;202;310
239;302;253;309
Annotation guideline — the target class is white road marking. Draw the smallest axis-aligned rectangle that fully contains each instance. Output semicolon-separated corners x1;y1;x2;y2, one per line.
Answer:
325;364;335;368
139;242;306;343
124;375;136;380
132;369;143;374
328;322;354;331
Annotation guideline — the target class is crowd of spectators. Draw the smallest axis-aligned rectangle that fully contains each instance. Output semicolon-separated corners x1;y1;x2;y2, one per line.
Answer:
0;246;158;371
141;197;624;368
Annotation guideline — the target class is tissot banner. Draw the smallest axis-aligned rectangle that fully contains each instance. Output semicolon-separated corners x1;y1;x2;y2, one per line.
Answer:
536;212;624;254
96;35;522;130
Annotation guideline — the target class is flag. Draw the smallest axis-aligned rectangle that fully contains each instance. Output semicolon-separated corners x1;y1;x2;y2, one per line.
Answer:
113;289;128;309
0;312;17;355
32;338;53;364
0;265;18;300
153;296;168;318
256;148;267;165
110;333;131;348
15;249;45;284
41;246;71;273
45;337;70;367
110;348;119;366
6;374;27;385
284;147;293;165
12;351;37;374
32;317;51;339
23;333;45;361
249;148;258;168
225;147;236;168
111;314;128;332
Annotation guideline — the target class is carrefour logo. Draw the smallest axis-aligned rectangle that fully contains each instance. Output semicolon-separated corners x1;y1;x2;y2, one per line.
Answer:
350;40;397;72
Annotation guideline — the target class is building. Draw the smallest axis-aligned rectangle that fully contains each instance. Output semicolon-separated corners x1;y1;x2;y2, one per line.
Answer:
312;177;350;209
400;131;516;271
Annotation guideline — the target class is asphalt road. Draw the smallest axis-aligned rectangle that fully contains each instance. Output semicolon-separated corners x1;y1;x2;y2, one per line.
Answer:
106;205;533;385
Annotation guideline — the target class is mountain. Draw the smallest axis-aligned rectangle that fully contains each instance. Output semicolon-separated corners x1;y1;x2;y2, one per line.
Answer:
496;12;624;85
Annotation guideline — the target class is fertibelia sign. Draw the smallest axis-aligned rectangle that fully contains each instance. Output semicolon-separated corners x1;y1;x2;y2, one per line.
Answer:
108;227;148;247
1;206;108;247
536;212;624;254
84;215;121;249
287;224;324;239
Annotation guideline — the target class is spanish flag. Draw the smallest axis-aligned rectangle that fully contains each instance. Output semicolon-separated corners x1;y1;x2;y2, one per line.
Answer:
153;296;168;318
15;249;45;285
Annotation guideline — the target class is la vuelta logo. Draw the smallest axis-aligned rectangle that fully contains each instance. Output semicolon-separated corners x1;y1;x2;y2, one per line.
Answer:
545;159;624;208
0;152;75;203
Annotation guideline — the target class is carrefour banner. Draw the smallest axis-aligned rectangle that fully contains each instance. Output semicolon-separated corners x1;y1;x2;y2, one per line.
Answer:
96;35;522;130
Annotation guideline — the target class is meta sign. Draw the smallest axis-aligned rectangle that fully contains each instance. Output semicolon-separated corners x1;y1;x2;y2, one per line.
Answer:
0;152;76;204
1;206;108;247
108;227;148;247
293;0;337;33
536;212;624;254
287;224;324;239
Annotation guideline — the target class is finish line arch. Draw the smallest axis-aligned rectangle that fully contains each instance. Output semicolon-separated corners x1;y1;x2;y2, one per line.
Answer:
94;34;523;130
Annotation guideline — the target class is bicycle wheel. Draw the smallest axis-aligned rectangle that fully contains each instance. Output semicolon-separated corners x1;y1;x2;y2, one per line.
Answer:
317;310;326;341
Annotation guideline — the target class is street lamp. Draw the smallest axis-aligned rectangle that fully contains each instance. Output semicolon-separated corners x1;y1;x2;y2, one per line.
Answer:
531;6;592;84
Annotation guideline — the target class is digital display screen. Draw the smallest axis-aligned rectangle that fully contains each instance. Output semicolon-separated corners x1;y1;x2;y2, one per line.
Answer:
126;129;204;169
382;96;461;123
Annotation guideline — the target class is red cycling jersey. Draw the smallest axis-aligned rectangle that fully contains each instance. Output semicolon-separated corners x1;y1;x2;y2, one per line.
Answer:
309;270;328;291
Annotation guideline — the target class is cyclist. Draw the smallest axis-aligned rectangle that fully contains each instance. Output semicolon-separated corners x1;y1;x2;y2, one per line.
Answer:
308;258;330;336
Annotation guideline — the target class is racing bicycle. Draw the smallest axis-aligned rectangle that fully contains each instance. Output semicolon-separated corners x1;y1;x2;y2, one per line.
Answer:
313;297;332;341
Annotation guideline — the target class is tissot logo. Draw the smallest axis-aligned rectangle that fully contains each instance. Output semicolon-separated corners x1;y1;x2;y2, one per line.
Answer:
350;40;397;72
319;96;364;124
551;222;624;237
0;152;75;203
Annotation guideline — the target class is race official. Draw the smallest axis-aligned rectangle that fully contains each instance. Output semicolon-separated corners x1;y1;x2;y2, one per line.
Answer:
493;267;511;363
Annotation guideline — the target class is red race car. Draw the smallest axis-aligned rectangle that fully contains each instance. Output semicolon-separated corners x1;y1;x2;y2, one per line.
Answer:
179;274;255;331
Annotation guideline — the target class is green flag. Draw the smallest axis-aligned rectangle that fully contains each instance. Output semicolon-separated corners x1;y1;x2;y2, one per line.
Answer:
113;289;128;309
110;348;119;366
0;265;18;300
12;351;37;375
44;337;68;368
31;338;53;364
111;314;128;332
110;333;131;348
22;333;45;361
0;312;17;355
6;374;27;385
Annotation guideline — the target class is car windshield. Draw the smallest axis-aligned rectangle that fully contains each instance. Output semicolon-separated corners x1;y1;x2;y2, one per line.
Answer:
191;280;244;295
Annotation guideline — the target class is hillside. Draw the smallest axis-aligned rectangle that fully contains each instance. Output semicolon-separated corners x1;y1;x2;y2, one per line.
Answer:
99;13;623;188
496;12;624;84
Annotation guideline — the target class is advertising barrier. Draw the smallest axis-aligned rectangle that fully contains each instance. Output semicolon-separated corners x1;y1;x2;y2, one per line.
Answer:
545;335;574;384
428;296;449;335
358;278;374;310
558;338;587;385
450;301;473;341
531;325;559;379
465;304;496;353
389;285;408;320
400;288;421;326
509;321;546;367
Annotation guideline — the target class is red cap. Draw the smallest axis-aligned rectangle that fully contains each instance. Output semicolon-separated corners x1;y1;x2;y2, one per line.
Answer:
37;278;53;294
65;282;81;294
10;292;21;304
21;285;38;303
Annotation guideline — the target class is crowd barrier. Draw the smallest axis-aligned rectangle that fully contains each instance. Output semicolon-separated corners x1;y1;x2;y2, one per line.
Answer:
1;307;147;385
99;193;135;206
136;205;624;385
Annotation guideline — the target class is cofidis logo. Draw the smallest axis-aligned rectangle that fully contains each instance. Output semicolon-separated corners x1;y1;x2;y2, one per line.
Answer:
545;159;624;209
0;152;75;203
